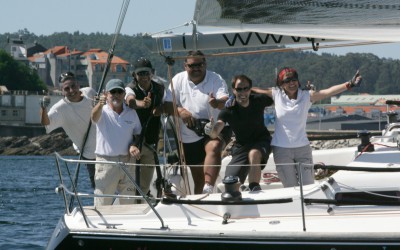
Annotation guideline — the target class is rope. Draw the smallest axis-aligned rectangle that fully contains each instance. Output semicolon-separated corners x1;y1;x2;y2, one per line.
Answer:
167;63;190;196
97;0;130;94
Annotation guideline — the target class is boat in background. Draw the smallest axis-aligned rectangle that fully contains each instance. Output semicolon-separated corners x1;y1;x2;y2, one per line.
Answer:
47;1;400;249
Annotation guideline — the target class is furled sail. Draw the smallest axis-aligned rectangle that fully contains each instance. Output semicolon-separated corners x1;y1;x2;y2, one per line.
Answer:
144;0;400;53
194;0;400;42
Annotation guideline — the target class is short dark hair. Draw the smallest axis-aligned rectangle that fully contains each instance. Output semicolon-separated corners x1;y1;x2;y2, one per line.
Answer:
185;50;206;62
231;74;252;89
59;72;76;83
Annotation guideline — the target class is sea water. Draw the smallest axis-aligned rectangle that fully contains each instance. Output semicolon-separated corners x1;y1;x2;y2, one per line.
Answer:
0;155;92;250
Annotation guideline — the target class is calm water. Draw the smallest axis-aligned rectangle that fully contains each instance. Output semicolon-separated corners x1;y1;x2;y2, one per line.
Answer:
0;155;92;250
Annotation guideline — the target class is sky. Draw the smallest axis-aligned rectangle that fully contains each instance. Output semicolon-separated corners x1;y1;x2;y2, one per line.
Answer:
1;0;399;60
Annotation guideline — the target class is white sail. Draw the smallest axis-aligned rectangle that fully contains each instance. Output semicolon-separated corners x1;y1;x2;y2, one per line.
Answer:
144;0;400;53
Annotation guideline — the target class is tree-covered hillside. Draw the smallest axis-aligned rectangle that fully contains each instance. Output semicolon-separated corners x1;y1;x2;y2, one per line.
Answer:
1;29;400;97
0;49;47;91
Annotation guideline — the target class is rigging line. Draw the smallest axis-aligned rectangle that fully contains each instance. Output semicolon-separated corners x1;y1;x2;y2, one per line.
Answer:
149;21;192;36
69;0;131;211
167;64;190;196
165;41;389;61
97;0;130;94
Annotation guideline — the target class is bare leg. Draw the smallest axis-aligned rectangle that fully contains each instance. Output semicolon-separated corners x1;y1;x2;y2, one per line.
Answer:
248;149;262;184
190;165;205;194
204;139;224;186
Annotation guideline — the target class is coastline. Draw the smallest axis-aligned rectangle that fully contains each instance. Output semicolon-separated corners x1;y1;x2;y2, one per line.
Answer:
0;131;77;156
0;131;361;156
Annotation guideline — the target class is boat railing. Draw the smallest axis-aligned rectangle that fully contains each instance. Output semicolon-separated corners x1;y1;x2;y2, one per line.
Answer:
53;152;167;229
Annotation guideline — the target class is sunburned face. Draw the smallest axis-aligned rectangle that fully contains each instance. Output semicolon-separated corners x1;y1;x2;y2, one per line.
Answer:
62;80;81;102
233;79;251;106
184;57;206;84
107;88;125;108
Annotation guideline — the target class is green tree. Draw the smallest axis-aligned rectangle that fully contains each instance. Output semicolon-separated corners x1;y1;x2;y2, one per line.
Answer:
0;49;47;91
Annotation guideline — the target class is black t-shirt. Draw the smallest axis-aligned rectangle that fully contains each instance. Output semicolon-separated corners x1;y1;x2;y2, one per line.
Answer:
218;94;273;145
128;81;165;144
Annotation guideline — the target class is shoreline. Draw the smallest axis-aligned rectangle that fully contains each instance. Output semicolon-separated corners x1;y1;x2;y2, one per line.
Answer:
0;131;362;156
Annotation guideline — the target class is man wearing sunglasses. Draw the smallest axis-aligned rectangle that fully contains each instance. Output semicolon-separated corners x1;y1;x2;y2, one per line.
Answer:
125;57;167;197
91;79;142;206
40;72;97;189
165;50;231;194
205;75;274;192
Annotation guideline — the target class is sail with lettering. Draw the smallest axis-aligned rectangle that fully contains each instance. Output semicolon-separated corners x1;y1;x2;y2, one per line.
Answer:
144;0;400;53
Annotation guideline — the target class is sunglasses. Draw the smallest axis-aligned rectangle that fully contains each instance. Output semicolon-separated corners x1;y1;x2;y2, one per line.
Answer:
109;89;124;94
186;63;205;69
282;78;298;83
136;71;150;76
234;86;250;92
59;72;75;83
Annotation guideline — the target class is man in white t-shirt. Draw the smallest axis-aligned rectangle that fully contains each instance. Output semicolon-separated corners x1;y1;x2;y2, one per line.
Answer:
40;72;96;188
165;50;231;194
91;79;142;206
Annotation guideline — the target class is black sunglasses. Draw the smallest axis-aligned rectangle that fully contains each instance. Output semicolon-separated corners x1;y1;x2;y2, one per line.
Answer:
136;71;150;76
234;86;250;92
282;78;298;83
59;72;75;83
186;63;205;69
109;89;124;94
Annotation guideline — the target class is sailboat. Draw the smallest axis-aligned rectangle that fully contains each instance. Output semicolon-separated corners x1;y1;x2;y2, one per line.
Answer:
47;1;400;249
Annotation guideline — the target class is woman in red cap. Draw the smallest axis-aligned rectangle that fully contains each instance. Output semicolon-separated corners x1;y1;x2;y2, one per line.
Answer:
251;67;362;187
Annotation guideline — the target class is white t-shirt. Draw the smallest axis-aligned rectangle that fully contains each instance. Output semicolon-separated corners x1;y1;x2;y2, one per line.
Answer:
271;87;312;148
94;103;142;156
166;70;229;143
46;87;97;159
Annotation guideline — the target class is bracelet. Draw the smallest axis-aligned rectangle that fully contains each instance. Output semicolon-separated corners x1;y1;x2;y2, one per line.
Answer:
345;82;352;90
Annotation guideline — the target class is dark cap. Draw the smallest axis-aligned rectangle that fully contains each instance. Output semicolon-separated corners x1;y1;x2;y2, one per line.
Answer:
134;57;153;74
105;79;125;92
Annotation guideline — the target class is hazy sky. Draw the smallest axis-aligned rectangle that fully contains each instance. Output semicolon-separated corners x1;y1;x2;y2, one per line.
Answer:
1;0;399;60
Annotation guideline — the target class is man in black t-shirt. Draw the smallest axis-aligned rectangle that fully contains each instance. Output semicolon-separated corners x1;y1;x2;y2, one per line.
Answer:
126;57;166;196
205;74;273;191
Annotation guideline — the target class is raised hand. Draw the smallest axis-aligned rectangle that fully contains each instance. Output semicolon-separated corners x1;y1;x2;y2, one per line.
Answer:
204;117;214;136
349;70;362;88
208;93;218;109
40;96;51;109
142;92;152;108
225;95;235;108
93;94;106;107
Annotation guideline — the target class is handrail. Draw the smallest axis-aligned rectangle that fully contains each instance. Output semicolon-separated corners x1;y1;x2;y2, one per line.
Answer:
54;152;167;229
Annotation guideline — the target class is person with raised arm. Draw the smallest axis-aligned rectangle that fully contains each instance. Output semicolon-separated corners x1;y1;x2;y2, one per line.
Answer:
91;79;142;206
40;72;96;189
251;68;362;187
205;75;274;191
165;50;231;194
125;57;167;197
